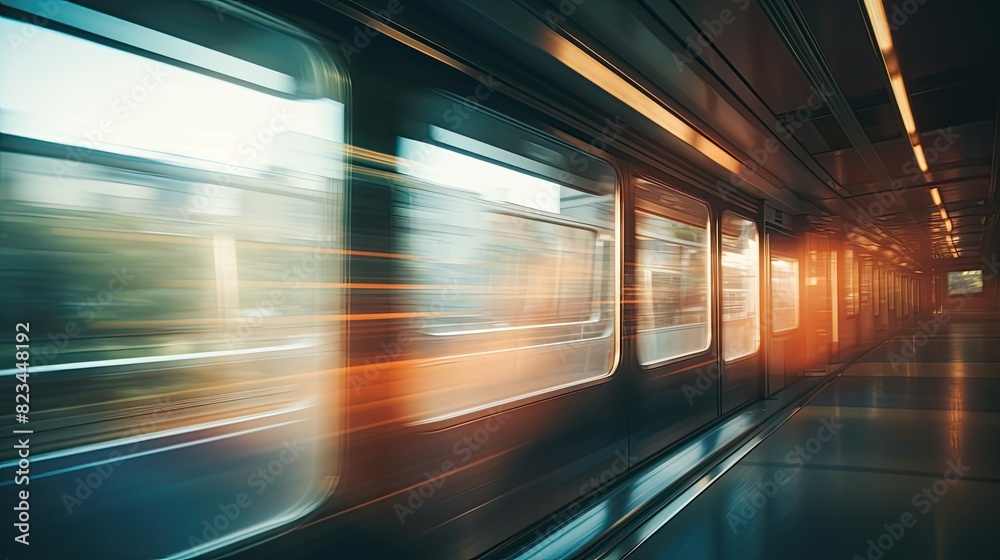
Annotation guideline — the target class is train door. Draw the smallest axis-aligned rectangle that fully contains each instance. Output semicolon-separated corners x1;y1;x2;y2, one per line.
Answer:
719;211;763;414
803;233;833;369
766;231;802;397
628;176;718;462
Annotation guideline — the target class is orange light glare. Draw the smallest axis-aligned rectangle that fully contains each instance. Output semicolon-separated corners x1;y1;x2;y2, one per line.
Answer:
862;0;928;173
930;187;941;207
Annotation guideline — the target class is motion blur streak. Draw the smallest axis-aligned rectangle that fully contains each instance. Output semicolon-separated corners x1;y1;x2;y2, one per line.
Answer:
1;1;344;557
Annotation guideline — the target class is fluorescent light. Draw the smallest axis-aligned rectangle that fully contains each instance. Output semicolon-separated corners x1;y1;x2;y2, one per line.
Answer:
930;187;942;206
939;207;948;221
944;218;953;232
862;0;928;173
548;31;743;176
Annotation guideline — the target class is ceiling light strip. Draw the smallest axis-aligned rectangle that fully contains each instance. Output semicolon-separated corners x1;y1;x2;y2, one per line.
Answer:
862;0;928;172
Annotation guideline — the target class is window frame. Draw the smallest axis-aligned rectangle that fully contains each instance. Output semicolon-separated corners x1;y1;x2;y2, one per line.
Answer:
844;249;857;317
721;210;760;363
392;92;624;427
770;255;800;334
873;262;882;316
634;181;713;368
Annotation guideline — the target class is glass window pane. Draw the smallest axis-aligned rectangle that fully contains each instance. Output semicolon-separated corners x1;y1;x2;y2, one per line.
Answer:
947;270;983;295
895;273;902;316
861;258;872;309
844;249;856;316
635;184;710;365
771;257;799;333
0;10;344;560
874;263;882;316
722;212;759;361
395;99;617;421
885;270;896;311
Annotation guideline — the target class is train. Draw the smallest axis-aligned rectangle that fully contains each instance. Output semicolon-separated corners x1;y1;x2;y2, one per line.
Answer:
0;0;933;558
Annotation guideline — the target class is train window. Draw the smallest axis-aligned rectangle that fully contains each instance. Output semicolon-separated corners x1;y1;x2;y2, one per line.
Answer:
895;273;902;316
888;270;896;311
844;249;857;317
904;276;911;315
634;180;710;366
0;4;344;559
874;263;882;316
909;278;915;314
770;257;799;333
395;93;617;421
947;270;983;295
721;213;759;361
861;258;873;308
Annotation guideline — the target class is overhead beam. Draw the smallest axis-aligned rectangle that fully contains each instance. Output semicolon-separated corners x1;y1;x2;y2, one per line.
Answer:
758;0;891;183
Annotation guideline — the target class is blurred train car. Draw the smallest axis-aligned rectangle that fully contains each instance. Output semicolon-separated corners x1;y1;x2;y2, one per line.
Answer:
0;0;928;558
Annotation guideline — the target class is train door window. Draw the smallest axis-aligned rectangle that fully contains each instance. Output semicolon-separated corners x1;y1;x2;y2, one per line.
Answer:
904;277;911;316
872;262;885;317
721;213;759;361
395;92;617;421
895;273;902;316
843;249;857;317
634;180;710;366
0;4;345;559
770;257;799;333
873;263;881;316
885;270;896;310
861;258;872;309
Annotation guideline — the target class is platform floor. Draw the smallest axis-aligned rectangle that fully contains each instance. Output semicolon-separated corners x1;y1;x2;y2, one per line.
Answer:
626;313;1000;560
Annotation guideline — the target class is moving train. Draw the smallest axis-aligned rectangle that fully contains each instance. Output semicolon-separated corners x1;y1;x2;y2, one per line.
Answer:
0;0;932;558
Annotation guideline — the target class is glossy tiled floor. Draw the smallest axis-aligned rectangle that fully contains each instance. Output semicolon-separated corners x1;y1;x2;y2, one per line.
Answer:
628;312;1000;560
